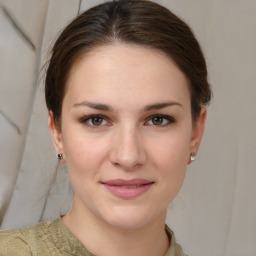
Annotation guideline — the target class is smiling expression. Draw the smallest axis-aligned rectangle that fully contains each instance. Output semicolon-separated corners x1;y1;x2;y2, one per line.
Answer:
49;44;205;229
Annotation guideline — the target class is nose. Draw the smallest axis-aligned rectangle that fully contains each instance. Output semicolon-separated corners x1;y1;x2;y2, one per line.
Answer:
109;125;147;171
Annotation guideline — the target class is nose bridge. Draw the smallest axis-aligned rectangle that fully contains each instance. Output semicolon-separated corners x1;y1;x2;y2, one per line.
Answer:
110;122;146;170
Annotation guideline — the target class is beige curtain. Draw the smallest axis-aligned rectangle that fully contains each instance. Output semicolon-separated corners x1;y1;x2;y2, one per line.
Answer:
0;1;255;255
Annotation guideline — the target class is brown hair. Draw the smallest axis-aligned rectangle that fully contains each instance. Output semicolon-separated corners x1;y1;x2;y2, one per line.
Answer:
45;0;211;126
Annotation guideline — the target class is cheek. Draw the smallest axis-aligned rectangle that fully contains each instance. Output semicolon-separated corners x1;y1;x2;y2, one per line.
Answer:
147;131;191;194
61;135;106;196
149;130;191;167
62;128;109;176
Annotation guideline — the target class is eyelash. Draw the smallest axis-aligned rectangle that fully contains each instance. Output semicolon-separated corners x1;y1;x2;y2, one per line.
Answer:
79;114;175;128
145;114;175;127
80;115;110;128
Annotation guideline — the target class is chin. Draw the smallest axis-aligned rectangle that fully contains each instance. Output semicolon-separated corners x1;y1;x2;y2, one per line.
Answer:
105;216;149;230
101;205;164;230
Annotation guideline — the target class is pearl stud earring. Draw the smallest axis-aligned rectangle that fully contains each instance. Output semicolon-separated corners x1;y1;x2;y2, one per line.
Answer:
190;152;196;162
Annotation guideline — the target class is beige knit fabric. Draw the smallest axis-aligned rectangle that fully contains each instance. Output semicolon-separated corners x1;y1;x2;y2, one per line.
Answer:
0;218;187;256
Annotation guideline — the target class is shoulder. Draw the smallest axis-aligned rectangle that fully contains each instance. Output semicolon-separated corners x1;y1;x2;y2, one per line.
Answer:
0;221;52;255
165;225;188;256
0;227;30;255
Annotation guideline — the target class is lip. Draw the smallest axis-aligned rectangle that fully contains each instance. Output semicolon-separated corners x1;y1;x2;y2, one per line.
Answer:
102;179;154;199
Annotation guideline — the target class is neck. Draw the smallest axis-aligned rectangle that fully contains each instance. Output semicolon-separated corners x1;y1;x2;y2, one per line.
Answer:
62;196;170;256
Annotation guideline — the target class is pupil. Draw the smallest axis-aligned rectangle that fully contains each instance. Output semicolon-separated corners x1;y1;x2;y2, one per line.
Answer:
153;116;163;125
92;117;103;125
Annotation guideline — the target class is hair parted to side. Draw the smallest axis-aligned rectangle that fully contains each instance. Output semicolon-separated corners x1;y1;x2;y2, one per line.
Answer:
45;0;211;127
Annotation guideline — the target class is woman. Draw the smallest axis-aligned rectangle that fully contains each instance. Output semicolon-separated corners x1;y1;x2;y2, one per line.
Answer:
0;0;211;255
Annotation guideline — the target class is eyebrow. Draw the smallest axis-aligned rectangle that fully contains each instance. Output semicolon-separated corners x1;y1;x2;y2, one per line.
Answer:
73;101;114;111
143;102;183;111
72;101;182;112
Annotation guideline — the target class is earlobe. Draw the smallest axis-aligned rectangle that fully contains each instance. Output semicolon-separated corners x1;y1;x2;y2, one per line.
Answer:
188;107;207;164
48;111;64;162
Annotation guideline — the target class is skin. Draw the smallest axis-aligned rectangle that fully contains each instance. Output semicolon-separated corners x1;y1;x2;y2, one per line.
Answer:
49;44;206;256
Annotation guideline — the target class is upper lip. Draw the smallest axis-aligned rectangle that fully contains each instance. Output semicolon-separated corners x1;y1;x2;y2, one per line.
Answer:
102;179;154;186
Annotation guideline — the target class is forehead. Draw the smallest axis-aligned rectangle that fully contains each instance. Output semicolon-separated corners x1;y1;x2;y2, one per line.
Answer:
64;44;191;109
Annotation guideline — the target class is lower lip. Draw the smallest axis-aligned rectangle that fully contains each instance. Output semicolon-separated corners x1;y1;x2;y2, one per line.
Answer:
103;183;153;199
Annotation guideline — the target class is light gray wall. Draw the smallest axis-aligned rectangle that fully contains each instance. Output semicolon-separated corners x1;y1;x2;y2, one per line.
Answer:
163;2;256;256
0;1;255;255
0;0;49;221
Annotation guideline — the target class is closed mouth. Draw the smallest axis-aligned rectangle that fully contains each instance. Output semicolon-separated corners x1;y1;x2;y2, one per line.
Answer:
101;179;154;199
102;178;153;186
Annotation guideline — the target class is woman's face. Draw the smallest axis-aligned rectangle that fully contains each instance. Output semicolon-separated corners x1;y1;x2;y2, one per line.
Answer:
50;44;206;229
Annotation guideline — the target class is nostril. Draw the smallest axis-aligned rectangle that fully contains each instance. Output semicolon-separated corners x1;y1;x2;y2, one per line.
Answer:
109;131;147;170
111;160;142;171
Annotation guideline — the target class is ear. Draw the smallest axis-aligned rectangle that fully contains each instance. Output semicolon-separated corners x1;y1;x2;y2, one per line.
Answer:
187;107;207;164
48;111;65;162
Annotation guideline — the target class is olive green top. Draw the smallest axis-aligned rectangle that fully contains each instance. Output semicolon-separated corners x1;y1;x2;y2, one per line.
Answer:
0;218;187;256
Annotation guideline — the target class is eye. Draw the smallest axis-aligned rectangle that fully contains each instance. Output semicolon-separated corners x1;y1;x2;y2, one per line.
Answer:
80;115;110;127
146;115;175;126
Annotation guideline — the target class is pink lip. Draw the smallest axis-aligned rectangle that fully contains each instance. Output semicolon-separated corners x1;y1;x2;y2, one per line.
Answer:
102;179;154;199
